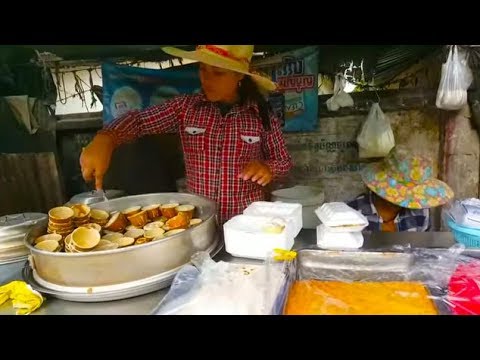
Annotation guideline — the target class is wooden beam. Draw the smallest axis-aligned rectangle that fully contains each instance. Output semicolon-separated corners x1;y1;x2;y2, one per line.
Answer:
56;112;103;131
319;88;438;116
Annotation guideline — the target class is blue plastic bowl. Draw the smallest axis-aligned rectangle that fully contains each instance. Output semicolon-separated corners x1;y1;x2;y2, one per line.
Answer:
447;218;480;248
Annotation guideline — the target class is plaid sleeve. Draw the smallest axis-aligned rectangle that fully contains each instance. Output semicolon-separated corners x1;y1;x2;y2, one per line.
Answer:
98;95;187;146
347;197;361;210
347;194;370;213
262;112;293;179
421;208;431;232
399;208;430;232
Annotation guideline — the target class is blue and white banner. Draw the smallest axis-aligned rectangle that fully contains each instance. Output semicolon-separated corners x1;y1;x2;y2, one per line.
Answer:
101;62;201;125
254;46;319;132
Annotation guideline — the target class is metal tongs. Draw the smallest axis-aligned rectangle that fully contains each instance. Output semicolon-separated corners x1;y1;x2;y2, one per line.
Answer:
96;189;109;202
81;189;109;205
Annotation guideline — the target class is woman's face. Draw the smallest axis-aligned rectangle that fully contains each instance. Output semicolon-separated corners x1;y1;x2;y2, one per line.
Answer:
199;63;244;103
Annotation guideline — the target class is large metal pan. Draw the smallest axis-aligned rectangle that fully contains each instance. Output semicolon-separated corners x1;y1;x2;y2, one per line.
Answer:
24;193;219;288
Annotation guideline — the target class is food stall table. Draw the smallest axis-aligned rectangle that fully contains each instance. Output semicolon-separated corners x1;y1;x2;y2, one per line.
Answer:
0;230;474;315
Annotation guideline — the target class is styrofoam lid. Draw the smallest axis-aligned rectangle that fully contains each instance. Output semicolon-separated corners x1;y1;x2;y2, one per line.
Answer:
315;202;368;229
244;201;302;215
224;214;288;235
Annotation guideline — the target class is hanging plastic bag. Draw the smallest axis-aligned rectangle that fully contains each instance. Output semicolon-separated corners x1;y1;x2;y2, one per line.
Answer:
326;73;354;111
436;45;473;111
357;102;395;158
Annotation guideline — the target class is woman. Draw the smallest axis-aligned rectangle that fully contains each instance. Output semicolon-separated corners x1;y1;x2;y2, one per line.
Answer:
80;45;293;223
347;148;454;232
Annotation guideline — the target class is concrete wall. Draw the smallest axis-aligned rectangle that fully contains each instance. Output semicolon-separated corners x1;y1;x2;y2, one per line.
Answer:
443;106;480;200
279;51;480;230
284;107;442;204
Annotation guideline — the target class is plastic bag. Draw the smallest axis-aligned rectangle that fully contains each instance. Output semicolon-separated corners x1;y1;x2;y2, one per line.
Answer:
326;73;354;111
153;251;296;315
283;245;480;315
436;45;473;111
447;261;480;315
356;103;395;158
444;198;480;228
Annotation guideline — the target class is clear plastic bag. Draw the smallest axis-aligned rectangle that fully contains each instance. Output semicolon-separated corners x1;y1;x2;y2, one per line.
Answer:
153;251;296;315
436;45;473;111
283;245;480;315
326;73;354;112
357;103;395;158
444;198;480;228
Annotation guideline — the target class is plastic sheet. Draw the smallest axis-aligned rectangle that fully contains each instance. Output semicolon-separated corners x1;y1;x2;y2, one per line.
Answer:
444;198;480;228
284;245;480;315
153;250;296;315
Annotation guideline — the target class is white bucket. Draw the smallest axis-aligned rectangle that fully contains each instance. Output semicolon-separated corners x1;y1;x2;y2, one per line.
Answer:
271;185;325;229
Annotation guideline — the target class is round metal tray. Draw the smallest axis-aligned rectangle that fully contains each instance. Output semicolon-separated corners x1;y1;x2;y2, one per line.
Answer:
23;238;223;303
0;255;29;266
0;242;30;266
1;213;46;265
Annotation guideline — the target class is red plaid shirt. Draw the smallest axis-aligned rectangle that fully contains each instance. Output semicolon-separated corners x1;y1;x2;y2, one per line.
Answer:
100;93;293;223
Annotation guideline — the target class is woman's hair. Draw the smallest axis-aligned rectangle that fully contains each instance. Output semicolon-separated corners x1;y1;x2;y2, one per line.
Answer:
238;76;271;131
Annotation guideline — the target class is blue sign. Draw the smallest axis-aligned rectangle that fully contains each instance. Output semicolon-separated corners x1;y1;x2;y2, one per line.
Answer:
101;62;201;125
254;46;319;132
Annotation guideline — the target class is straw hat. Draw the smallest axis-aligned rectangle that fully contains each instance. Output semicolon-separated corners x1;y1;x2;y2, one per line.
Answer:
162;45;277;92
361;148;454;209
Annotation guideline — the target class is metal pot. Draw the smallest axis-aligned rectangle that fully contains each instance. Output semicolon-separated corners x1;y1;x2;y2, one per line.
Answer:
24;193;219;287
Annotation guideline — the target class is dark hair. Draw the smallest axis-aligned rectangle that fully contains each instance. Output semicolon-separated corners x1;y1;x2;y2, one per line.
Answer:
238;76;271;131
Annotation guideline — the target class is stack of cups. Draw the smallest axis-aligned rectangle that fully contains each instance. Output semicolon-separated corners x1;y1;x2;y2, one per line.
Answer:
47;206;75;249
89;209;110;227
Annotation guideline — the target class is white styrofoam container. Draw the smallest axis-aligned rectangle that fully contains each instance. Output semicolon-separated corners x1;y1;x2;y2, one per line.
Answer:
243;201;302;238
316;224;364;250
223;214;295;260
315;202;368;232
271;186;324;229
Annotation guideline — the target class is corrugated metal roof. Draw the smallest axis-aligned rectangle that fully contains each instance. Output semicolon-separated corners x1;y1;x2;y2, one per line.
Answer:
2;44;446;85
372;45;442;86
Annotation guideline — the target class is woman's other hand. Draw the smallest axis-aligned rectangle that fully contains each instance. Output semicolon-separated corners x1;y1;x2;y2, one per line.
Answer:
239;160;273;186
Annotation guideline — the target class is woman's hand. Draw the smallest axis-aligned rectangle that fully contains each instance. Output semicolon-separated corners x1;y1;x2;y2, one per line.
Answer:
239;160;273;186
79;134;116;190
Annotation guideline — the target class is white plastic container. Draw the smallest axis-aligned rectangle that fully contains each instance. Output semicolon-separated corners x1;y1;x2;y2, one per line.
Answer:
243;201;302;238
315;202;368;232
223;214;294;260
316;224;364;250
271;185;324;229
